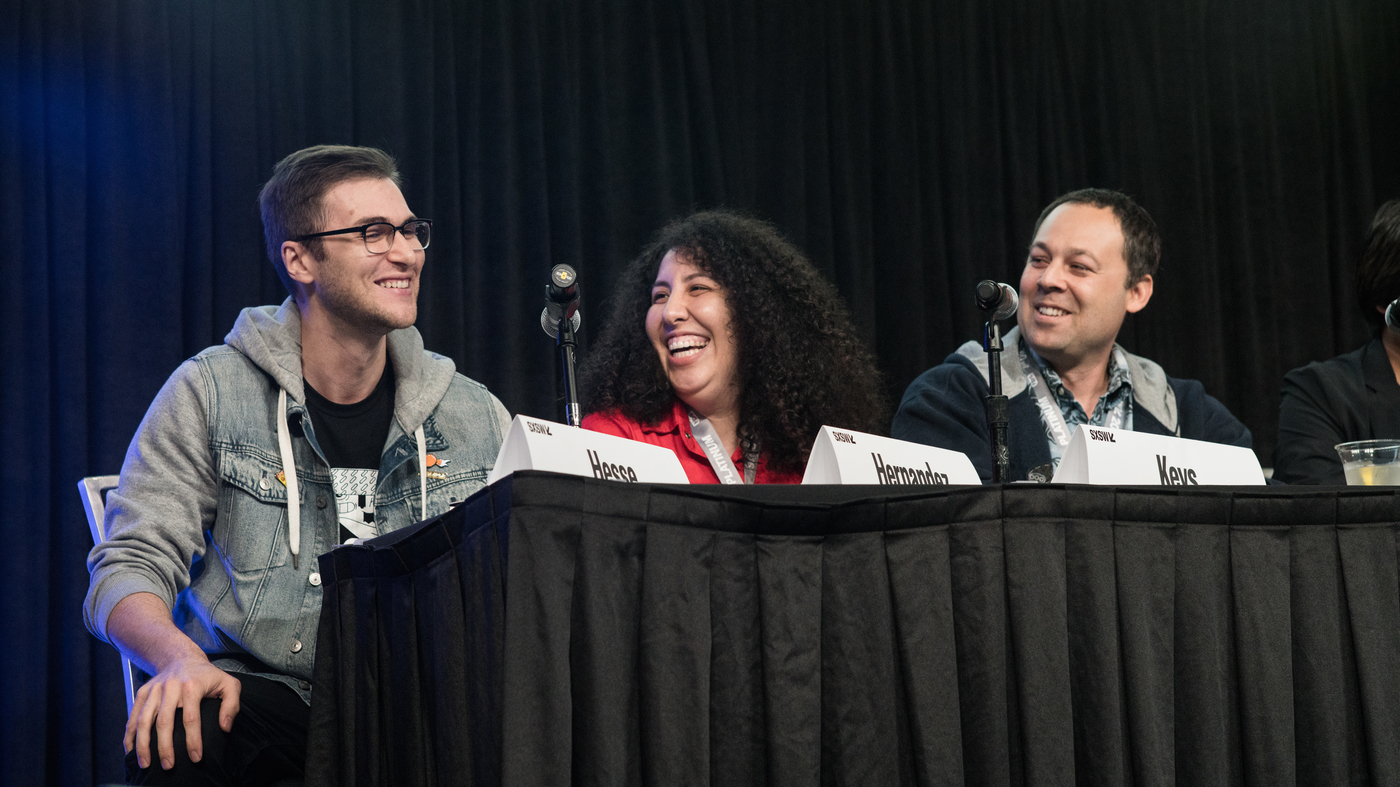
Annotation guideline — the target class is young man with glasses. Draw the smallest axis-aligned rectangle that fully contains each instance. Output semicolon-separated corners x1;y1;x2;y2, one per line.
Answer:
84;145;511;784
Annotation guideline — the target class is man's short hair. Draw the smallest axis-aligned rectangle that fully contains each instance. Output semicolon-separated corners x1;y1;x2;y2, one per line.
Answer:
1032;188;1161;286
1354;199;1400;332
258;145;402;295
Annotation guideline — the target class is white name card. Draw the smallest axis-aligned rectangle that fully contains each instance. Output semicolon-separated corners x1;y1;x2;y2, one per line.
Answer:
1051;425;1265;485
486;415;690;486
802;426;981;486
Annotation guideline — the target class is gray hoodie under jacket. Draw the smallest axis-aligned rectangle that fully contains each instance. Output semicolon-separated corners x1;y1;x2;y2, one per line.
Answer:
84;299;510;701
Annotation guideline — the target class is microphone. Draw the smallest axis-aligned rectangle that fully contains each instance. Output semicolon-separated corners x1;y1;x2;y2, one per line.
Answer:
541;264;582;338
975;280;1019;321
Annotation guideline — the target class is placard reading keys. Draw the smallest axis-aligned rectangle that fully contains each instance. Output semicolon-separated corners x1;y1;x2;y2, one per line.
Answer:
1051;425;1265;485
486;415;689;485
802;426;980;485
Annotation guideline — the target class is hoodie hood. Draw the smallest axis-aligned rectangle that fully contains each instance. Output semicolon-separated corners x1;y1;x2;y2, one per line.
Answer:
224;297;457;435
955;325;1179;434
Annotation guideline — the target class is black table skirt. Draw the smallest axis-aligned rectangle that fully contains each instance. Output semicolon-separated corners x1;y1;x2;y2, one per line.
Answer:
305;471;1400;786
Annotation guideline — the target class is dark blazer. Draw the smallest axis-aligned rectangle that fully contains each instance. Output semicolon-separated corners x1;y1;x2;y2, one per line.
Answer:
1273;337;1400;484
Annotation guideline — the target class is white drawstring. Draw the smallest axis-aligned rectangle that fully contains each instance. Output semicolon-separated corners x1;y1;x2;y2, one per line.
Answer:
279;390;431;568
277;388;302;569
415;425;427;521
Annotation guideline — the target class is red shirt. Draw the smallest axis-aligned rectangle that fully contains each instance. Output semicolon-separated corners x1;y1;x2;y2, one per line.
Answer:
582;400;803;485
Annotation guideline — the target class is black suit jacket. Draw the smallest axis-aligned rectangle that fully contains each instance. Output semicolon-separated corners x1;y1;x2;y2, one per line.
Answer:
1273;337;1400;484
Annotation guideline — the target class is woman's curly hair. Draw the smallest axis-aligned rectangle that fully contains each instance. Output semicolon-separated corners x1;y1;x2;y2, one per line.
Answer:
581;210;888;473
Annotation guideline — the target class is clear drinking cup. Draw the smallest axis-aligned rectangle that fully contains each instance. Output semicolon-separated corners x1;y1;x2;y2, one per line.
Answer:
1335;440;1400;485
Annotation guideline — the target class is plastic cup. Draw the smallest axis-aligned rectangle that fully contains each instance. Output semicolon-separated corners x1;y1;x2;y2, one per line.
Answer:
1335;440;1400;485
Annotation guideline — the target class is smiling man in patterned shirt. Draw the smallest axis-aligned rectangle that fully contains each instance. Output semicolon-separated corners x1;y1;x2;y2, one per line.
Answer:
893;188;1251;482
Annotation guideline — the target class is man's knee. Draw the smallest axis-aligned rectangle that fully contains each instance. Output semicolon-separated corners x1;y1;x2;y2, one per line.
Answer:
124;696;228;785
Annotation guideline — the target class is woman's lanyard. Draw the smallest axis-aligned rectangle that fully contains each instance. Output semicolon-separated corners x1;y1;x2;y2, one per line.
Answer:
687;408;757;484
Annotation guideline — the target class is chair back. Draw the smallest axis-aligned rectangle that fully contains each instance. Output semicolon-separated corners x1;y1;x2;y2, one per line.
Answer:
79;475;143;713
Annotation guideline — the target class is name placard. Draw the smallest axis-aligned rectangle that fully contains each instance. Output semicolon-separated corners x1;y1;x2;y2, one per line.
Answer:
486;415;690;486
1051;425;1265;485
802;426;981;485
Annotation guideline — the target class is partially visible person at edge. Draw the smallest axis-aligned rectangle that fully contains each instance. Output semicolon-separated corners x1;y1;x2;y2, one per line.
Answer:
84;145;510;784
892;188;1251;482
580;210;887;484
1274;199;1400;484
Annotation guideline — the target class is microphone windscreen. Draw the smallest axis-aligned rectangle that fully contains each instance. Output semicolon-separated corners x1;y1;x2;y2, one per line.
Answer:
992;285;1018;321
541;308;582;339
975;280;1018;321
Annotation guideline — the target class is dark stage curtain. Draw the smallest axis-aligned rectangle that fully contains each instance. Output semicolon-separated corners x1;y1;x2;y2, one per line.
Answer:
309;472;1400;786
3;0;1399;783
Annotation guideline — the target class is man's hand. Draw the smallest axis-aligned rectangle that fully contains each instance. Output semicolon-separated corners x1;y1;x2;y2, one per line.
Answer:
106;592;243;771
124;655;242;770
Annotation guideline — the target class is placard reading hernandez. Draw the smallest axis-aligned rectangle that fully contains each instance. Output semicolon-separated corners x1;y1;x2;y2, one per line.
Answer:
486;415;689;485
1051;424;1265;485
802;426;980;485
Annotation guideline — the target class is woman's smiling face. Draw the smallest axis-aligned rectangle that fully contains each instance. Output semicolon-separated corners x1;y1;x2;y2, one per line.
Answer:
646;249;740;417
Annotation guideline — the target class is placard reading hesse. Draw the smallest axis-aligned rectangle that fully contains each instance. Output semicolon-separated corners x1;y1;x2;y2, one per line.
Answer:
487;415;689;485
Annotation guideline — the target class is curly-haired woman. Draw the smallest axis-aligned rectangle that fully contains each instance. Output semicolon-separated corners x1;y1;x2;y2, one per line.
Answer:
580;210;887;484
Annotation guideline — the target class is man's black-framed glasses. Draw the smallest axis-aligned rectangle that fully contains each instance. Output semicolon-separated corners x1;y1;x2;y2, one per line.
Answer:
296;219;433;254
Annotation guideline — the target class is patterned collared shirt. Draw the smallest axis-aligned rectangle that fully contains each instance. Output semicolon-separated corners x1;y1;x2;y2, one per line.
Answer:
1022;340;1135;473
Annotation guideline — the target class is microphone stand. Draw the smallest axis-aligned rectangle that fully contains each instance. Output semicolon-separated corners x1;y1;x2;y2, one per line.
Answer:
557;308;581;427
982;316;1010;484
543;264;583;426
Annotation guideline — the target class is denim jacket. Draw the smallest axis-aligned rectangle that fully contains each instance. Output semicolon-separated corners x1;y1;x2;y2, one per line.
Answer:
84;300;510;702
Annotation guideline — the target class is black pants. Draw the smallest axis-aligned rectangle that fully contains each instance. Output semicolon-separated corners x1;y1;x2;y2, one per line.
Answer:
124;673;308;786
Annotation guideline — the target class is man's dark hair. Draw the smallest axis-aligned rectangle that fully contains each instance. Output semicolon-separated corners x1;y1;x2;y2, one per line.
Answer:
258;145;402;296
581;209;888;473
1354;199;1400;333
1032;188;1161;286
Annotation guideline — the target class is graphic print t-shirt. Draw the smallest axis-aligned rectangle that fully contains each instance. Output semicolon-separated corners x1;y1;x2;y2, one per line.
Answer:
303;363;395;544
